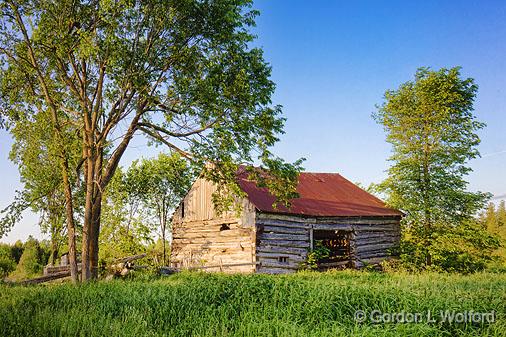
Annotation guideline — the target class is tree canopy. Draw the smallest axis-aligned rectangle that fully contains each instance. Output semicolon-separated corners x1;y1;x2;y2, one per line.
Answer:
374;67;496;271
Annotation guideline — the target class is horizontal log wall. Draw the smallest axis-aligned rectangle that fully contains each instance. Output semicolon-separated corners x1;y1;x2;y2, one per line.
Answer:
255;213;401;274
170;178;257;273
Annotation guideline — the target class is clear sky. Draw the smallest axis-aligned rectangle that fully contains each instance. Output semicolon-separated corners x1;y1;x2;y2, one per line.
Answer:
1;0;505;243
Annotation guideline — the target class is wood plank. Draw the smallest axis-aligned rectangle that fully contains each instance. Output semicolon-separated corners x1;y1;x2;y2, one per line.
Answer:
354;227;399;233
357;242;397;253
259;233;309;241
172;253;253;262
359;257;390;265
354;231;400;239
314;217;401;224
19;271;72;285
256;267;293;274
256;252;305;260
173;237;253;245
257;239;310;248
172;245;251;253
262;225;308;234
172;224;240;233
256;213;316;223
174;218;240;227
256;246;308;255
172;176;254;223
173;228;252;240
256;220;310;229
312;224;353;231
309;227;314;250
186;262;259;270
317;260;350;268
172;255;253;266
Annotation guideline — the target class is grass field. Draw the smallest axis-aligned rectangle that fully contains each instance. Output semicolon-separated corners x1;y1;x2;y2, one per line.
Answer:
1;271;505;337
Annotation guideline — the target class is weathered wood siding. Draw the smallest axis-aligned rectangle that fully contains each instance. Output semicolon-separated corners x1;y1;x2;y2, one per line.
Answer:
170;178;257;273
255;213;401;274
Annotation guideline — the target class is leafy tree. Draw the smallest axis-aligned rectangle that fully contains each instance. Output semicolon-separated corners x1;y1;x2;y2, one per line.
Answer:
479;201;506;267
482;203;499;230
0;243;17;278
374;67;493;271
99;167;152;264
126;153;193;265
3;111;81;266
480;201;506;233
498;202;506;238
99;154;191;266
10;240;24;263
1;0;302;281
399;219;500;273
0;97;82;281
9;237;49;280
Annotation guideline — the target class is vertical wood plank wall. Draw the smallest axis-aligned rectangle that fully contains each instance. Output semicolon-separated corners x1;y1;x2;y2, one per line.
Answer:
170;178;257;273
255;213;401;274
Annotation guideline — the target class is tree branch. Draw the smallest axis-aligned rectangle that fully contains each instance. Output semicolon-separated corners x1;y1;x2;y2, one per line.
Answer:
137;118;219;138
137;126;193;160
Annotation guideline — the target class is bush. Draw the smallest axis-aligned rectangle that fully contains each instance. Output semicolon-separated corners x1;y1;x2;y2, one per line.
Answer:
8;237;48;280
302;243;331;270
398;221;501;273
0;244;16;278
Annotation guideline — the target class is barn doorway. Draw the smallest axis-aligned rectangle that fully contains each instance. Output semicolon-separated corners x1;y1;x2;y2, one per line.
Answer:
311;229;352;269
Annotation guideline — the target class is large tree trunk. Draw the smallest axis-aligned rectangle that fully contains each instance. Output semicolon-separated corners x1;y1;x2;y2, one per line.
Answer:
422;140;432;267
90;193;103;279
161;201;166;266
80;109;143;281
61;158;78;283
81;147;95;281
162;226;166;266
89;150;104;279
49;224;58;266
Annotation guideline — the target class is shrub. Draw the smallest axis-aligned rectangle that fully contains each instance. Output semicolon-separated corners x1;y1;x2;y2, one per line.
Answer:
399;220;501;273
8;238;47;280
0;244;16;278
302;242;331;270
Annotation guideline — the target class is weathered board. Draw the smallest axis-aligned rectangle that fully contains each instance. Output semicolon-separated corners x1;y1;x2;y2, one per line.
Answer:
255;212;401;273
170;178;257;273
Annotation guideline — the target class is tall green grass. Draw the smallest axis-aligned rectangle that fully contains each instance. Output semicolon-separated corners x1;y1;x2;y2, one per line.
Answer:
1;271;505;336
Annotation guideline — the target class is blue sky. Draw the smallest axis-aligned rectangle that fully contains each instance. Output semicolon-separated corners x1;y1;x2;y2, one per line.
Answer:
1;0;505;243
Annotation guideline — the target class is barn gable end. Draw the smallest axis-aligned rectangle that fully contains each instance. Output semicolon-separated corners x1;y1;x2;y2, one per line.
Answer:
171;177;257;273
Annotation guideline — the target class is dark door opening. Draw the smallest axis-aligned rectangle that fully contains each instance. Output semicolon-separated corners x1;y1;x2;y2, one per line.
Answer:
312;229;351;269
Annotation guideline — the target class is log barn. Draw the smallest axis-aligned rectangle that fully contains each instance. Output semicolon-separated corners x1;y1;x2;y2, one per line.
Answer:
170;168;402;274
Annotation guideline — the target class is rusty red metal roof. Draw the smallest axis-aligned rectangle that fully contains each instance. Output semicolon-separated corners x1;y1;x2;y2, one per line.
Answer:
237;171;402;217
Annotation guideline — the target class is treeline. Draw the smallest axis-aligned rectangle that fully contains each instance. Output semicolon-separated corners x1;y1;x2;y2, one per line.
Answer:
0;237;49;280
479;201;506;265
0;153;193;281
0;236;174;282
